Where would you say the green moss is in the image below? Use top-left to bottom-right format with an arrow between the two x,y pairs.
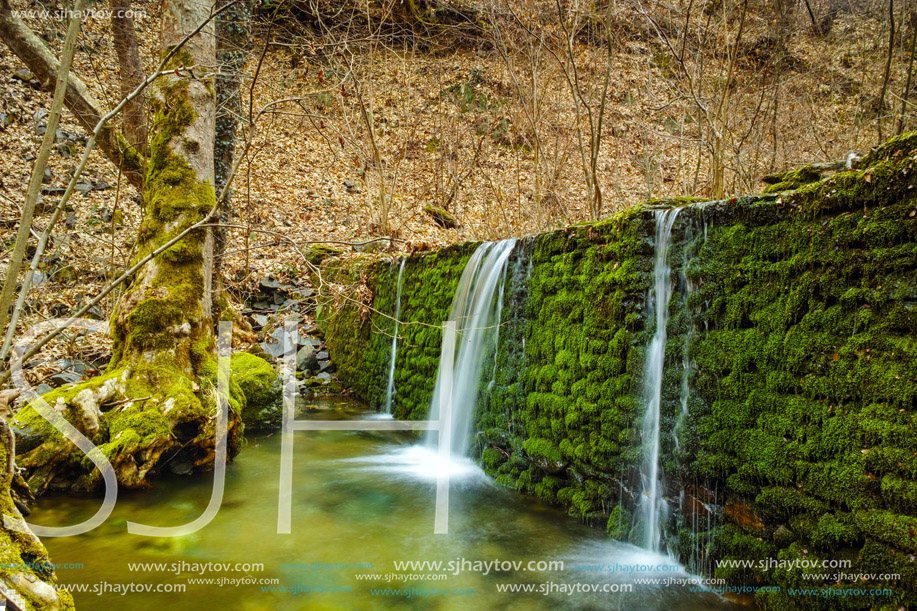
522,437 -> 562,463
320,132 -> 917,609
606,504 -> 631,540
1,437 -> 76,610
761,164 -> 822,194
231,352 -> 281,430
423,204 -> 459,229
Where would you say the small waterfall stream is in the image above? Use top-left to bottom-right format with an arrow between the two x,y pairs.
638,208 -> 681,553
383,259 -> 406,414
424,239 -> 516,458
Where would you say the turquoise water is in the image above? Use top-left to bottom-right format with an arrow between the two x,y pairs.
28,398 -> 744,610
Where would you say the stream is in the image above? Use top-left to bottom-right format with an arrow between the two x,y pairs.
28,397 -> 744,610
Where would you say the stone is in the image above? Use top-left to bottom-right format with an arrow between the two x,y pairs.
260,277 -> 282,290
13,67 -> 35,82
49,371 -> 81,387
169,461 -> 193,476
260,340 -> 283,358
231,352 -> 282,431
65,212 -> 77,229
316,372 -> 332,381
74,181 -> 92,193
353,238 -> 390,253
296,344 -> 317,371
13,422 -> 44,454
251,314 -> 269,328
423,203 -> 459,229
315,351 -> 329,361
35,383 -> 53,395
318,360 -> 336,373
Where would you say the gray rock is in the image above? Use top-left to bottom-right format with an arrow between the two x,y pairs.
13,67 -> 35,82
353,238 -> 390,253
318,360 -> 336,373
41,185 -> 65,196
316,372 -> 332,381
308,338 -> 322,348
251,314 -> 269,328
296,344 -> 316,371
74,181 -> 92,193
13,423 -> 44,454
316,351 -> 329,361
0,112 -> 14,127
273,292 -> 286,305
59,359 -> 90,375
36,383 -> 53,395
252,301 -> 270,310
260,340 -> 283,358
65,213 -> 77,229
260,277 -> 282,290
169,461 -> 193,476
49,371 -> 81,387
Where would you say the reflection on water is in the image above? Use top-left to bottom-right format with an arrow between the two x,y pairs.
29,398 -> 743,610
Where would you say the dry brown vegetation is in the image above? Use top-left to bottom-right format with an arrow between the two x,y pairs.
0,0 -> 914,350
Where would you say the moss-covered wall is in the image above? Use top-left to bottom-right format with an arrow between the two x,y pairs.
319,133 -> 917,611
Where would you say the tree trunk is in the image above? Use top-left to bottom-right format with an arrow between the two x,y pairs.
12,0 -> 244,495
213,0 -> 251,289
1,395 -> 75,610
110,0 -> 149,156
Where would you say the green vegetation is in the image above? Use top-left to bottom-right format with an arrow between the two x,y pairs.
321,132 -> 917,610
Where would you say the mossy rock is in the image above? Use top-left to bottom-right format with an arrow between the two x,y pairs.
231,352 -> 282,431
761,164 -> 822,193
423,203 -> 459,229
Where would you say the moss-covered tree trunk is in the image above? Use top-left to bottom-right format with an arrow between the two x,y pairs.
13,0 -> 245,494
1,417 -> 75,610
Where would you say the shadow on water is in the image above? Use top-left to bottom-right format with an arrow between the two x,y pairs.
28,397 -> 745,610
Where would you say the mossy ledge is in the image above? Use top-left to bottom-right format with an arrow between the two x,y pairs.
320,132 -> 917,610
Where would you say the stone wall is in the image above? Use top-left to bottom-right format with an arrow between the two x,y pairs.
319,133 -> 917,610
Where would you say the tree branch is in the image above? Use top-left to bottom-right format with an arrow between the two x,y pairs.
0,0 -> 146,187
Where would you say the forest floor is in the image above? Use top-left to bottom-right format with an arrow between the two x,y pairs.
0,0 -> 906,383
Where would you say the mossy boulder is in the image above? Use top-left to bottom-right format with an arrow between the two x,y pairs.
761,164 -> 822,193
423,203 -> 459,229
230,352 -> 282,431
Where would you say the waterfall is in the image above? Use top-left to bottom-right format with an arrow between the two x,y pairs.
638,208 -> 681,553
383,259 -> 406,414
424,239 -> 516,458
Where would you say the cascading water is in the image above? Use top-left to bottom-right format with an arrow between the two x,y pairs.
424,239 -> 516,458
382,259 -> 406,414
638,208 -> 681,553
